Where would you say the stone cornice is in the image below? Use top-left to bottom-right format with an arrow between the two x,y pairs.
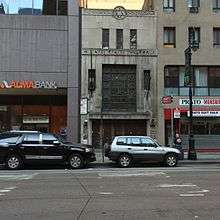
82,8 -> 155,17
82,48 -> 158,57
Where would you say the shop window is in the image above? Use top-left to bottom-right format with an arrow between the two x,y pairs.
130,29 -> 137,50
164,27 -> 176,48
163,0 -> 175,12
116,29 -> 123,49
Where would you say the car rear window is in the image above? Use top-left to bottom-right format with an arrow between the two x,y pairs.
0,133 -> 21,144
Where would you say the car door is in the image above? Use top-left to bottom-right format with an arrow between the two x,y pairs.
140,138 -> 164,162
128,137 -> 146,161
41,133 -> 65,163
18,133 -> 43,161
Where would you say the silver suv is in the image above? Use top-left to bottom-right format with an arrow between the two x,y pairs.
105,136 -> 181,167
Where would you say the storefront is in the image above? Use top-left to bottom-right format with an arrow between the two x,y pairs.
164,98 -> 220,152
0,80 -> 67,136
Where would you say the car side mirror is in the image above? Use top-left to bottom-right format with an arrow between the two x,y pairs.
53,140 -> 61,146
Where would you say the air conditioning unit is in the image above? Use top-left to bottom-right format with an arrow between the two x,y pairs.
189,7 -> 199,13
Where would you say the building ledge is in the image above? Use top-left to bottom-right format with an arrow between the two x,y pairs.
88,112 -> 152,120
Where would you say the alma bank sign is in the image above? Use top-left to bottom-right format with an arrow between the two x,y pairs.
0,80 -> 57,89
180,98 -> 220,106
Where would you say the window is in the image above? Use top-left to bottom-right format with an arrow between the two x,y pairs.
116,29 -> 123,49
189,27 -> 200,48
164,27 -> 175,48
0,133 -> 21,144
141,138 -> 155,147
102,29 -> 109,49
163,0 -> 175,12
194,67 -> 208,95
23,134 -> 40,144
116,137 -> 127,145
188,0 -> 200,7
42,134 -> 57,144
213,0 -> 220,11
213,28 -> 220,47
127,137 -> 141,146
130,29 -> 137,49
209,67 -> 220,95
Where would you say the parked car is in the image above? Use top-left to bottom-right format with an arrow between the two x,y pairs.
0,131 -> 96,170
105,136 -> 181,167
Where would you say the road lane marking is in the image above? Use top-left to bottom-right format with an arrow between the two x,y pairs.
99,192 -> 113,195
0,190 -> 11,193
99,171 -> 165,177
187,190 -> 209,193
179,194 -> 204,197
158,184 -> 197,188
0,174 -> 37,181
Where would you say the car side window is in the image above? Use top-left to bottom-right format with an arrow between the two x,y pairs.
23,134 -> 40,144
131,137 -> 141,146
141,138 -> 156,147
42,134 -> 57,144
116,137 -> 127,145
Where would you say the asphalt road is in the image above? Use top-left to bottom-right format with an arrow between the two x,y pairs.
0,163 -> 220,220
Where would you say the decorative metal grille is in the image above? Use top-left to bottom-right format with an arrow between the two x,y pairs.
102,65 -> 136,111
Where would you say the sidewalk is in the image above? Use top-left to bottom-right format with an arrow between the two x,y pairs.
95,150 -> 220,164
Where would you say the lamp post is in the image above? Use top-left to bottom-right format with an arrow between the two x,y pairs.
184,32 -> 199,160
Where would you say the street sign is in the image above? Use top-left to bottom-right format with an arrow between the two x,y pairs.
174,108 -> 181,118
161,96 -> 173,104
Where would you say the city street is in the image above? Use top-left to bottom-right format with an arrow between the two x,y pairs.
0,163 -> 220,220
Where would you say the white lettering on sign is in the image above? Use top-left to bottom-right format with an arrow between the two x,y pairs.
187,111 -> 220,117
180,99 -> 220,106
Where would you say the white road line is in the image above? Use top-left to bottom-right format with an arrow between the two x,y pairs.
0,190 -> 11,193
157,184 -> 197,188
188,190 -> 209,193
99,192 -> 113,195
179,194 -> 204,197
0,174 -> 37,181
99,171 -> 165,177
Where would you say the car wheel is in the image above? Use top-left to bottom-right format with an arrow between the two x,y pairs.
118,154 -> 132,168
165,154 -> 178,167
68,154 -> 84,169
6,154 -> 23,170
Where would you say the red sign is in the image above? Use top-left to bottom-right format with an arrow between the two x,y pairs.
161,96 -> 173,104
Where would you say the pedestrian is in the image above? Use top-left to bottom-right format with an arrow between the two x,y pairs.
173,133 -> 184,160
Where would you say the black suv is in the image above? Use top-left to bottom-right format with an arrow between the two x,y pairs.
0,131 -> 96,170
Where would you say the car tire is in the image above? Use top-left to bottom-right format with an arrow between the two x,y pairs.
68,154 -> 84,169
6,154 -> 23,170
165,153 -> 178,167
118,154 -> 132,168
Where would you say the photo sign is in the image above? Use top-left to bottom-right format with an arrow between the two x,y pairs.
180,98 -> 220,106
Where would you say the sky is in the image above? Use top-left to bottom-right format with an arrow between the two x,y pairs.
0,0 -> 144,14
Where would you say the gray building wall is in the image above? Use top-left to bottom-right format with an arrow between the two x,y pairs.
0,0 -> 80,142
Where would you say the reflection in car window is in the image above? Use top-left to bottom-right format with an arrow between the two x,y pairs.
131,138 -> 141,145
116,137 -> 127,145
141,138 -> 155,145
42,134 -> 57,144
23,134 -> 40,144
0,133 -> 21,144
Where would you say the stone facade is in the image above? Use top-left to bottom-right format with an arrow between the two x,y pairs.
143,0 -> 220,148
81,8 -> 158,146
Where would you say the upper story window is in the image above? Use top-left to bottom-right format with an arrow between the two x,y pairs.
102,29 -> 110,49
163,0 -> 175,12
130,29 -> 137,50
213,0 -> 220,11
116,29 -> 123,49
188,0 -> 200,13
0,0 -> 68,15
164,27 -> 176,48
213,28 -> 220,48
189,27 -> 200,48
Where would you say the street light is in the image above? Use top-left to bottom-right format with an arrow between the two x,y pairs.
184,31 -> 199,160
